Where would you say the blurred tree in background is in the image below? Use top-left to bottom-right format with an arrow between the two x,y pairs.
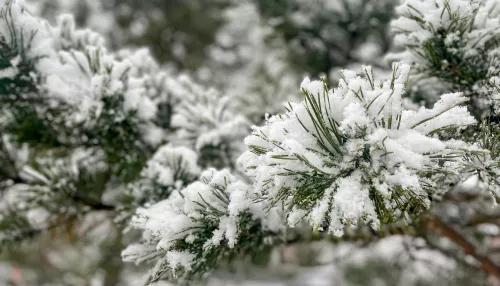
27,0 -> 230,70
256,0 -> 397,77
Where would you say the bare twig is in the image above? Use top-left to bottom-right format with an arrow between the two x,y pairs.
422,215 -> 500,280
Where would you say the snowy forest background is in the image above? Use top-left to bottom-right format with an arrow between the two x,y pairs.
0,0 -> 499,285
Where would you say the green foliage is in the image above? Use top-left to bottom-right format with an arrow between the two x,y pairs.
147,203 -> 272,284
1,0 -> 500,285
0,2 -> 39,97
147,213 -> 270,285
83,95 -> 152,181
0,0 -> 150,250
22,149 -> 111,213
198,143 -> 234,170
466,120 -> 500,199
0,209 -> 34,245
0,3 -> 64,148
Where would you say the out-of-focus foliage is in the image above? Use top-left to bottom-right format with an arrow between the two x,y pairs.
28,0 -> 230,71
256,0 -> 397,78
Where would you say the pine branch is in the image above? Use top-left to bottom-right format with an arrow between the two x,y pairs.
391,0 -> 500,119
242,64 -> 477,236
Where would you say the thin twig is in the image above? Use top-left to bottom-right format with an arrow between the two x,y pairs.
422,215 -> 500,279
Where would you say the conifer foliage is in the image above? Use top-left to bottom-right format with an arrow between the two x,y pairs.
0,0 -> 245,247
240,63 -> 480,235
390,0 -> 500,118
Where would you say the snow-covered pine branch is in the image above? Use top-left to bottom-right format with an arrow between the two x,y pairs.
0,0 -> 159,171
0,0 -> 248,245
390,0 -> 500,118
2,0 -> 500,284
168,75 -> 250,170
121,63 -> 497,283
239,63 -> 482,236
119,145 -> 201,218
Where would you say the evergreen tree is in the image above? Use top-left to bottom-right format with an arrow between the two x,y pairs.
1,0 -> 500,285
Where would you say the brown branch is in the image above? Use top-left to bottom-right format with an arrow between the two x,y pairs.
422,215 -> 500,280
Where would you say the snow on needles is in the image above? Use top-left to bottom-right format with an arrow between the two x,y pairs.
141,145 -> 201,188
170,75 -> 250,168
239,63 -> 479,236
0,0 -> 161,144
122,169 -> 282,282
123,145 -> 203,209
1,0 -> 252,154
389,0 -> 500,114
391,0 -> 474,45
